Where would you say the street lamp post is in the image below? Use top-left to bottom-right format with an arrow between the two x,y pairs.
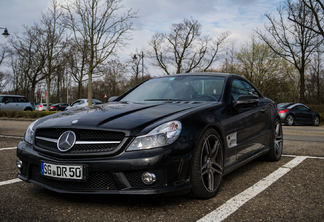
133,51 -> 144,81
0,27 -> 10,38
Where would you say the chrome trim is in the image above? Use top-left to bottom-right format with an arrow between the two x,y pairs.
36,136 -> 121,144
75,141 -> 121,144
36,136 -> 57,143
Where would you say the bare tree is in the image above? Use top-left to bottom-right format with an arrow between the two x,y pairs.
65,39 -> 89,99
9,25 -> 46,100
103,59 -> 127,98
256,0 -> 324,103
149,17 -> 230,75
0,71 -> 6,92
306,40 -> 324,103
0,44 -> 12,92
235,35 -> 299,102
38,0 -> 67,110
63,0 -> 137,106
128,49 -> 148,85
288,0 -> 324,38
0,44 -> 12,67
222,41 -> 237,73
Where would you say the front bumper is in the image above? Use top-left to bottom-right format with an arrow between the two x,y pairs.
16,140 -> 192,195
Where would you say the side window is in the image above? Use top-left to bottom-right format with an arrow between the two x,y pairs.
8,97 -> 17,102
19,97 -> 28,102
231,79 -> 260,101
2,97 -> 8,102
72,100 -> 80,106
297,105 -> 308,111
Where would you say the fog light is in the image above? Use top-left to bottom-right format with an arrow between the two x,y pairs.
16,159 -> 23,169
141,172 -> 156,185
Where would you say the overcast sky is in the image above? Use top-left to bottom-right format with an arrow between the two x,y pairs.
0,0 -> 284,73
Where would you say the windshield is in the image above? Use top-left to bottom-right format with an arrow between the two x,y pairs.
120,76 -> 225,103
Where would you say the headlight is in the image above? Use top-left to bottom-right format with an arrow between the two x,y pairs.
127,121 -> 182,151
24,120 -> 38,144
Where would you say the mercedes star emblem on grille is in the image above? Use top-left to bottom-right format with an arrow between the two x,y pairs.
57,131 -> 76,152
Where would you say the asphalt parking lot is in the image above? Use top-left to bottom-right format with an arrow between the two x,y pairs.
0,119 -> 323,221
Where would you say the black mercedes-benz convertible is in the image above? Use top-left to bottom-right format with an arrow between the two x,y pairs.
16,73 -> 283,199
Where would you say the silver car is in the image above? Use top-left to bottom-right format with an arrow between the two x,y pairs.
65,99 -> 102,111
35,103 -> 52,111
0,95 -> 34,111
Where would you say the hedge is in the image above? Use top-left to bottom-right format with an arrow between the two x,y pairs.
0,110 -> 58,119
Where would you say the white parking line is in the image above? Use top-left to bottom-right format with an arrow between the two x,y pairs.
0,178 -> 21,186
0,135 -> 22,139
0,147 -> 17,151
197,156 -> 308,222
283,154 -> 324,160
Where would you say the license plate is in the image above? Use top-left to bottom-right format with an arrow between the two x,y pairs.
41,162 -> 85,180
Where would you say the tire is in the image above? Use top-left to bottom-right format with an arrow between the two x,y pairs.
190,128 -> 223,199
23,107 -> 32,111
284,114 -> 294,126
265,118 -> 283,161
313,116 -> 320,126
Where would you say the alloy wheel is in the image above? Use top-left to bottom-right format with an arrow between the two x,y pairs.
200,134 -> 223,192
286,115 -> 294,126
274,121 -> 283,157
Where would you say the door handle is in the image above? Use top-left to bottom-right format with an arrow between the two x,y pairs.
261,108 -> 266,113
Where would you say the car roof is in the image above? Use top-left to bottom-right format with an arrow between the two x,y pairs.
157,72 -> 233,78
277,102 -> 295,107
278,102 -> 309,109
77,99 -> 101,101
287,103 -> 308,109
52,103 -> 68,105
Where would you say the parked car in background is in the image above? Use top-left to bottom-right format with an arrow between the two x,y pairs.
17,73 -> 283,199
65,99 -> 102,111
49,103 -> 69,111
35,103 -> 52,111
30,102 -> 38,110
277,103 -> 320,126
0,95 -> 34,111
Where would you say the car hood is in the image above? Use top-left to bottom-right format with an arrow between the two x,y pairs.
34,102 -> 213,136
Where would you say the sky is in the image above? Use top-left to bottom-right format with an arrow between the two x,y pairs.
0,0 -> 285,75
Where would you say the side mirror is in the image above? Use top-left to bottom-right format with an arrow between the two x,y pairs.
108,96 -> 119,102
234,95 -> 259,109
5,101 -> 9,104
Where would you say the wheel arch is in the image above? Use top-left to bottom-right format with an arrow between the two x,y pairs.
23,107 -> 33,111
188,123 -> 226,171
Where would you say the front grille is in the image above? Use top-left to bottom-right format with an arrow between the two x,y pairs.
36,129 -> 125,141
30,165 -> 117,190
34,128 -> 125,155
35,139 -> 119,154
